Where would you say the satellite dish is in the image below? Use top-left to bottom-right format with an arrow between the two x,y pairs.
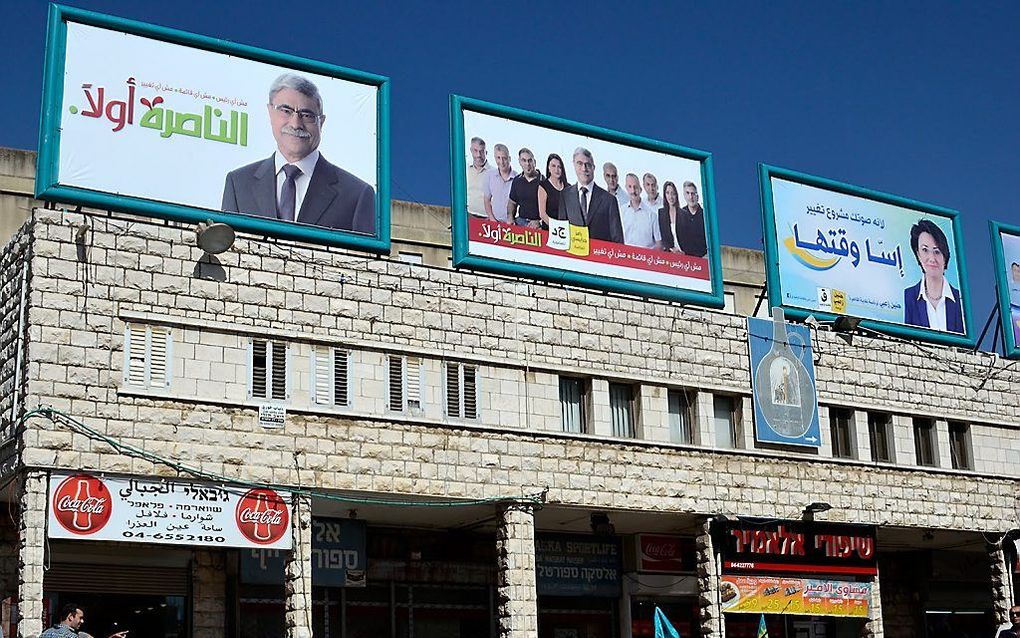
195,221 -> 235,255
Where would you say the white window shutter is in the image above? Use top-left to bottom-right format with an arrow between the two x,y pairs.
446,363 -> 461,418
406,356 -> 422,410
312,345 -> 332,405
388,355 -> 404,411
148,326 -> 169,388
125,324 -> 148,386
333,349 -> 350,407
251,339 -> 268,399
463,365 -> 477,419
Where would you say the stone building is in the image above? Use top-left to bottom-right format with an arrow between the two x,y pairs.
0,146 -> 1017,638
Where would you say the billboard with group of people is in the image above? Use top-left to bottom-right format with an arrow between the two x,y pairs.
38,6 -> 1020,353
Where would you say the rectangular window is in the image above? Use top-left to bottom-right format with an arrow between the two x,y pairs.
123,323 -> 172,389
948,421 -> 973,470
312,346 -> 350,407
250,339 -> 288,401
398,251 -> 423,265
868,412 -> 894,463
388,354 -> 422,412
723,291 -> 736,314
713,395 -> 740,449
559,377 -> 589,434
913,417 -> 937,467
668,389 -> 696,444
445,362 -> 478,420
609,383 -> 636,438
829,407 -> 855,459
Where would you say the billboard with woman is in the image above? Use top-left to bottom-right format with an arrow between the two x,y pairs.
450,96 -> 723,307
759,164 -> 973,346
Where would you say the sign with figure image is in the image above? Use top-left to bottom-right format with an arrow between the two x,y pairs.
47,472 -> 292,549
759,164 -> 973,347
36,5 -> 389,252
990,221 -> 1020,358
451,95 -> 723,307
747,310 -> 820,448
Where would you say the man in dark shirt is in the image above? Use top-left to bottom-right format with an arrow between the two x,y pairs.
997,606 -> 1020,638
677,180 -> 708,258
507,148 -> 543,228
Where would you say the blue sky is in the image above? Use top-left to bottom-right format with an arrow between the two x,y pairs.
4,0 -> 1019,349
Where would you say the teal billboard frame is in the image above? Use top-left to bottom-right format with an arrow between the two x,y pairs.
989,220 -> 1020,359
449,95 -> 724,308
758,164 -> 975,348
36,4 -> 391,253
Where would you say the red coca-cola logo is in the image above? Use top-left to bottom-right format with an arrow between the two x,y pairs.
235,488 -> 289,545
644,541 -> 680,560
52,474 -> 113,535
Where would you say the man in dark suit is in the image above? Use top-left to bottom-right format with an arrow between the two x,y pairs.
221,73 -> 375,234
559,147 -> 623,243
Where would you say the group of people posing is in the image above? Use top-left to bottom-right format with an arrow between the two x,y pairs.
466,137 -> 708,257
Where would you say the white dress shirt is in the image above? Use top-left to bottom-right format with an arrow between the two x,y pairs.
918,277 -> 955,332
620,199 -> 661,249
483,168 -> 518,223
274,150 -> 320,222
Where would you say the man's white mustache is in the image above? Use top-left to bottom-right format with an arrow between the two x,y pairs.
282,126 -> 311,139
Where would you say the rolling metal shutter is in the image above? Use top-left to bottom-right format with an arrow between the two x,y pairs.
45,563 -> 189,596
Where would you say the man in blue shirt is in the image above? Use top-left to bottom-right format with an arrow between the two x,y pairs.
40,604 -> 126,638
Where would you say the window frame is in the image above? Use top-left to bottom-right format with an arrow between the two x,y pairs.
311,345 -> 352,407
122,323 -> 172,389
559,376 -> 590,434
948,421 -> 973,470
444,361 -> 479,420
828,407 -> 856,459
712,394 -> 742,449
388,354 -> 423,413
248,337 -> 290,402
912,417 -> 938,467
608,382 -> 637,438
667,388 -> 697,445
867,412 -> 895,463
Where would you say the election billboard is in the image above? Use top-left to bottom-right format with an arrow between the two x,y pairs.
450,95 -> 723,307
37,5 -> 389,252
990,221 -> 1020,358
759,165 -> 973,346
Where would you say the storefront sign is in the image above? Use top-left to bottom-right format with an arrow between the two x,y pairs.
240,517 -> 366,586
721,575 -> 871,617
536,534 -> 621,597
636,534 -> 695,573
47,472 -> 292,550
715,520 -> 876,576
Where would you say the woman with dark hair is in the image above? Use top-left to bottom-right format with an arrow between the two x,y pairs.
537,153 -> 569,226
903,218 -> 964,333
657,181 -> 683,252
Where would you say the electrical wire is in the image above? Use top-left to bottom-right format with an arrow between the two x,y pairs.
18,407 -> 547,510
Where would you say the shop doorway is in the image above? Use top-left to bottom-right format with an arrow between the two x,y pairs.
629,597 -> 696,638
47,592 -> 187,638
538,596 -> 617,638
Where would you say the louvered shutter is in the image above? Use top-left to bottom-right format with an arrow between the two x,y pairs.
271,341 -> 287,400
388,355 -> 403,411
148,326 -> 170,387
251,339 -> 268,398
125,324 -> 147,386
463,365 -> 477,419
446,363 -> 461,418
334,349 -> 349,406
406,356 -> 422,410
313,345 -> 332,405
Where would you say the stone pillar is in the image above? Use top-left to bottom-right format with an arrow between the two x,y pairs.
191,550 -> 227,638
17,470 -> 47,638
990,540 -> 1015,628
496,503 -> 537,638
285,494 -> 313,638
862,563 -> 884,638
696,517 -> 723,638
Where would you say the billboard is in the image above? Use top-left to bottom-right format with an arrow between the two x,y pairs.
990,221 -> 1020,358
37,5 -> 389,252
759,165 -> 973,347
535,533 -> 622,597
748,311 -> 820,448
714,519 -> 877,576
450,96 -> 723,307
47,472 -> 292,550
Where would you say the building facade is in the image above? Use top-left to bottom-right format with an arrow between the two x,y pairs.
0,147 -> 1017,638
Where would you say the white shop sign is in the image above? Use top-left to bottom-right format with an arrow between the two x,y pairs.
47,472 -> 292,549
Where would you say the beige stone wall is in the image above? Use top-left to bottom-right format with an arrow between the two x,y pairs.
11,207 -> 1020,538
192,549 -> 227,638
0,148 -> 37,247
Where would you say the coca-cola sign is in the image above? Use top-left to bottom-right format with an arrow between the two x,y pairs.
637,534 -> 695,573
51,474 -> 113,535
236,488 -> 290,545
47,472 -> 292,549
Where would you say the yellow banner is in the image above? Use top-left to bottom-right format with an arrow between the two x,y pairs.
720,575 -> 870,618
